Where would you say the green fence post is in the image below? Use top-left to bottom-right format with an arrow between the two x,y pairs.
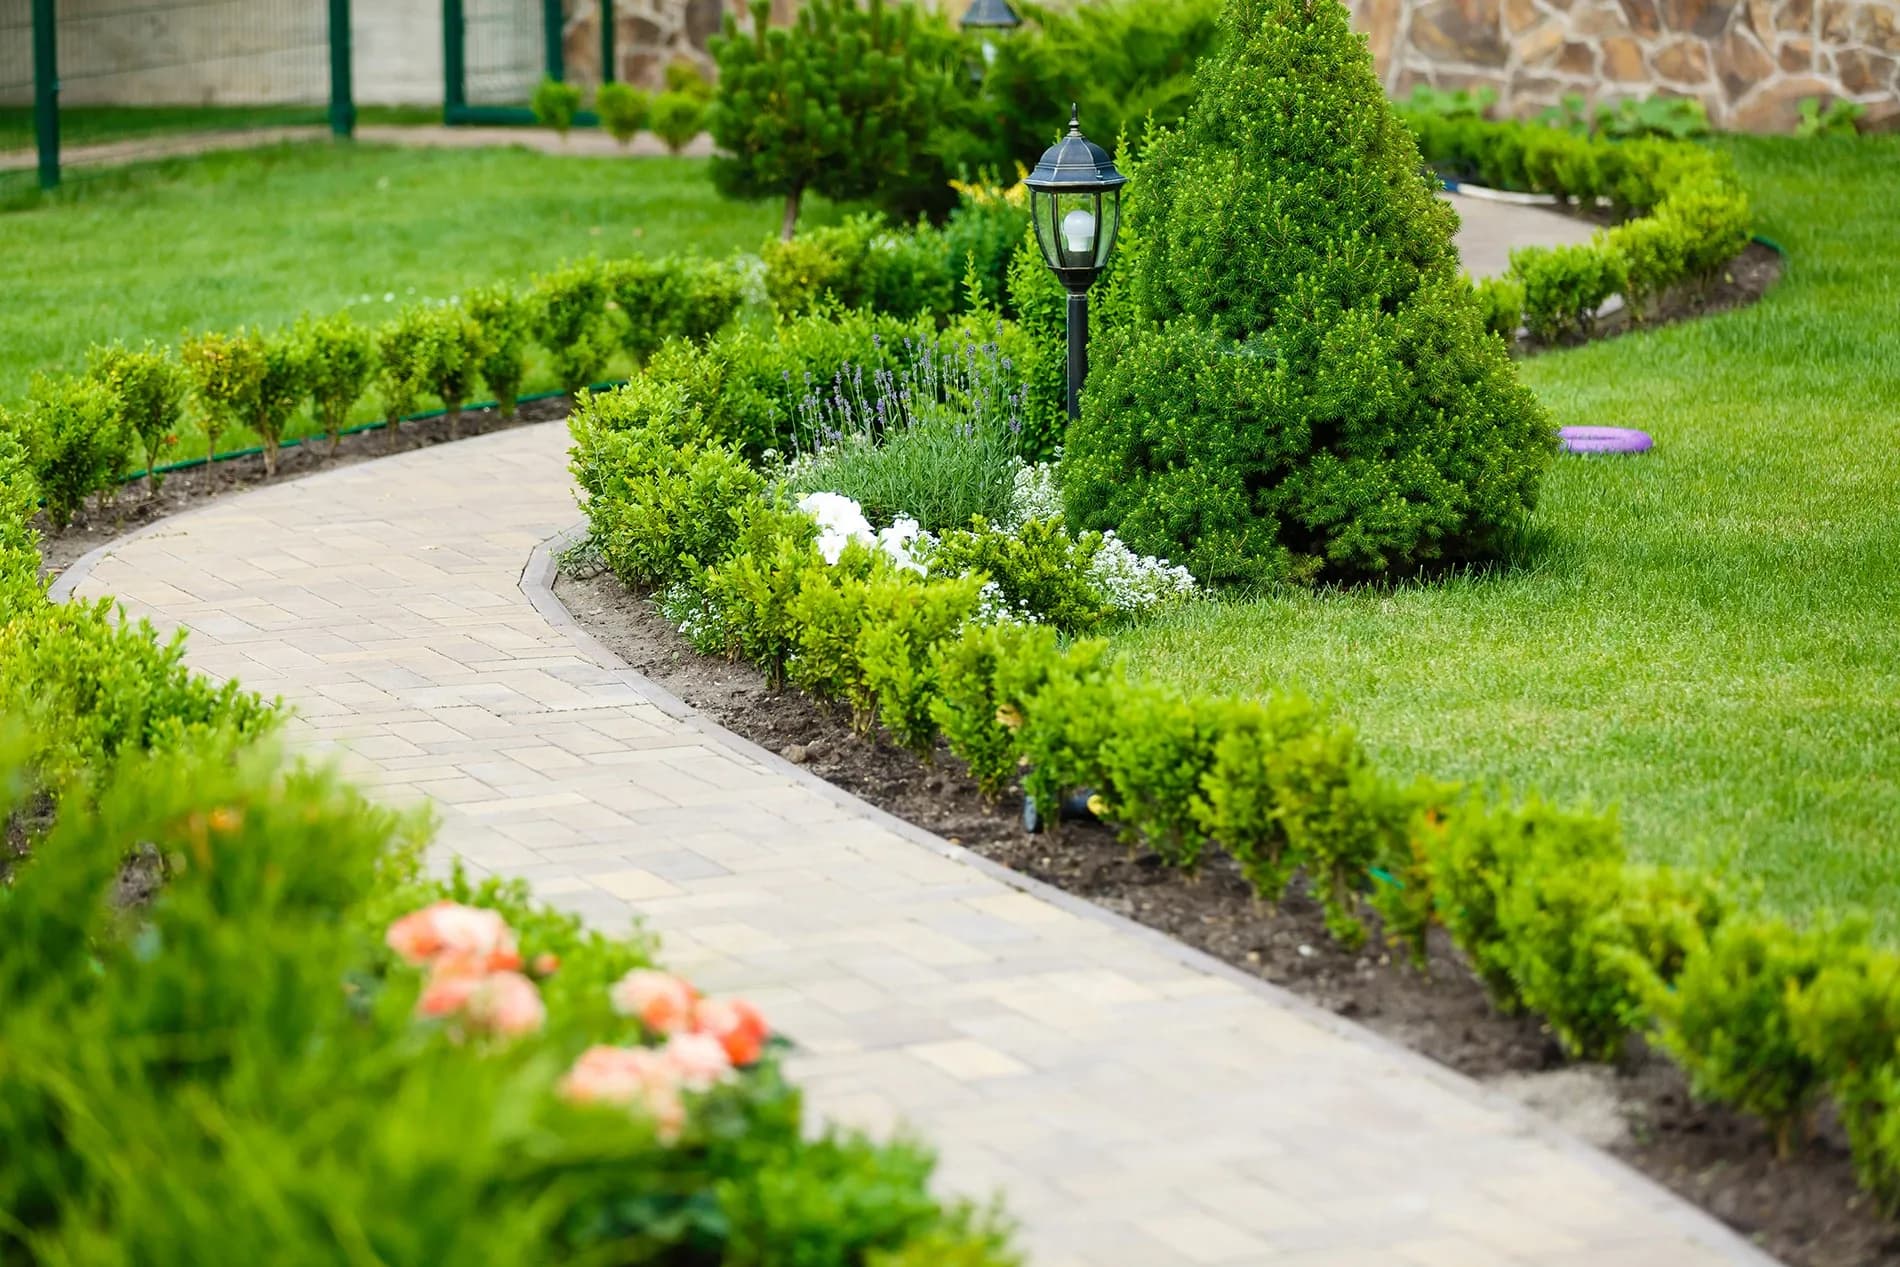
601,0 -> 615,84
544,0 -> 566,83
32,0 -> 58,190
328,0 -> 356,138
443,0 -> 466,123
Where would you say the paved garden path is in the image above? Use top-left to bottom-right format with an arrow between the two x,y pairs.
57,424 -> 1775,1267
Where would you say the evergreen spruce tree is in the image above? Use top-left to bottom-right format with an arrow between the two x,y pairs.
1061,0 -> 1553,586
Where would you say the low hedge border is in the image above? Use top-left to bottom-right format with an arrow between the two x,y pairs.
572,365 -> 1900,1213
0,415 -> 1015,1262
1397,110 -> 1756,342
2,253 -> 747,530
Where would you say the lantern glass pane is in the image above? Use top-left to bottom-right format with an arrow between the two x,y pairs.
1095,190 -> 1121,270
1031,189 -> 1062,271
1055,191 -> 1098,269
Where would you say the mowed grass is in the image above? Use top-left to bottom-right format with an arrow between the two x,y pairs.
0,141 -> 839,417
1112,135 -> 1900,927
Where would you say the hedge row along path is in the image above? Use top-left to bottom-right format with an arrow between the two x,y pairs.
54,422 -> 1775,1267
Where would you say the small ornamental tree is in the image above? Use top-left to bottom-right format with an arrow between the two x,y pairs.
708,0 -> 950,240
251,331 -> 308,477
299,313 -> 378,455
532,263 -> 612,395
86,342 -> 187,494
595,82 -> 651,146
181,328 -> 268,477
375,308 -> 432,446
13,375 -> 129,528
531,77 -> 582,139
1061,0 -> 1554,587
464,284 -> 533,419
418,304 -> 485,439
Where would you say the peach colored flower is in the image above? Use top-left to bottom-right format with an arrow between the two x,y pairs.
417,970 -> 480,1018
610,970 -> 698,1034
531,952 -> 561,978
559,1045 -> 688,1143
464,971 -> 546,1037
385,901 -> 521,971
694,997 -> 769,1067
662,1032 -> 733,1092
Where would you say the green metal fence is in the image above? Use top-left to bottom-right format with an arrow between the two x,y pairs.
2,0 -> 354,197
443,0 -> 625,129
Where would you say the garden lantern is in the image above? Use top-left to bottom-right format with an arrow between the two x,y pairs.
960,0 -> 1021,71
1025,105 -> 1126,419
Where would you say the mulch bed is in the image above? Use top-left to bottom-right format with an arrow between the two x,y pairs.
35,396 -> 574,575
556,565 -> 1900,1267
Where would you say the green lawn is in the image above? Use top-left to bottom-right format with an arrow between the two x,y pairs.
0,141 -> 839,412
1113,135 -> 1900,928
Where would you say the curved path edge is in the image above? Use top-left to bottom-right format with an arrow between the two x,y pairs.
48,423 -> 1780,1267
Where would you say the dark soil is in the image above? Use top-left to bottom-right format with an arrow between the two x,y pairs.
557,566 -> 1900,1267
35,396 -> 573,575
1518,240 -> 1784,353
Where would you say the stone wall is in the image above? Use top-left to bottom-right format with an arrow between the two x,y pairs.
1350,0 -> 1900,130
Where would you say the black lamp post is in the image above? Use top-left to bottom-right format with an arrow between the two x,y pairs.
959,0 -> 1022,30
1025,106 -> 1126,420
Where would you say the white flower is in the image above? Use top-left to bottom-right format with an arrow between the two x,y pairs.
797,491 -> 875,565
877,517 -> 930,574
1088,530 -> 1198,615
1006,460 -> 1064,529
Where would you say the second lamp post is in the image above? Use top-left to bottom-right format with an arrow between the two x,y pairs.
1024,105 -> 1126,420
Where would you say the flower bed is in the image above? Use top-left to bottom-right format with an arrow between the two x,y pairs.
0,424 -> 1012,1262
568,319 -> 1900,1226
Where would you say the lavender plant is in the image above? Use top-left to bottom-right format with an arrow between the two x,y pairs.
776,335 -> 1027,533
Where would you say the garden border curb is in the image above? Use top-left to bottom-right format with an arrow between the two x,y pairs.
519,522 -> 1787,1267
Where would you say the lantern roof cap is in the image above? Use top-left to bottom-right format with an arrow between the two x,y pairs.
960,0 -> 1022,28
1025,106 -> 1126,192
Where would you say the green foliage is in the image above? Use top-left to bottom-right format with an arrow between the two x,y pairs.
708,0 -> 952,238
1067,0 -> 1552,587
85,342 -> 187,490
0,429 -> 40,593
603,256 -> 744,365
415,303 -> 486,437
252,329 -> 310,475
1649,915 -> 1863,1157
857,570 -> 984,753
180,327 -> 267,467
464,283 -> 534,419
594,81 -> 652,146
531,77 -> 583,137
700,503 -> 826,684
9,374 -> 131,528
1470,274 -> 1525,341
297,313 -> 378,453
651,91 -> 707,156
929,516 -> 1113,634
928,622 -> 1063,800
532,261 -> 613,395
1403,83 -> 1498,121
782,409 -> 1020,534
570,380 -> 763,592
1513,240 -> 1627,343
1796,96 -> 1865,138
374,306 -> 433,436
665,59 -> 715,101
762,214 -> 957,320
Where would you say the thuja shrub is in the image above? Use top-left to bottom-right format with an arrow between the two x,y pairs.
298,313 -> 378,454
181,327 -> 268,470
1063,0 -> 1552,587
7,375 -> 131,528
86,342 -> 188,492
465,283 -> 535,419
595,81 -> 652,146
534,262 -> 614,395
418,303 -> 486,438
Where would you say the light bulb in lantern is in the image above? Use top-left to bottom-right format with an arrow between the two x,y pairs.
1061,208 -> 1096,256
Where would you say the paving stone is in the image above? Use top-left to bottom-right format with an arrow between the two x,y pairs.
58,422 -> 1782,1267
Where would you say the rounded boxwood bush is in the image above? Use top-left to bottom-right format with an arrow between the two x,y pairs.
1062,0 -> 1553,586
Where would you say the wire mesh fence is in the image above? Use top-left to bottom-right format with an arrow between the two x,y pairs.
462,0 -> 546,108
1,0 -> 343,203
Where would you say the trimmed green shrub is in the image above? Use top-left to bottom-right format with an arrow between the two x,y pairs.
533,261 -> 614,395
1513,240 -> 1627,343
86,342 -> 187,492
181,327 -> 267,470
665,59 -> 716,101
465,283 -> 535,419
1064,0 -> 1553,587
1649,916 -> 1865,1158
531,76 -> 583,137
594,81 -> 652,145
929,516 -> 1114,635
929,622 -> 1060,801
858,570 -> 985,754
375,307 -> 433,443
10,375 -> 131,528
0,429 -> 39,594
650,91 -> 706,156
1471,274 -> 1525,341
603,256 -> 744,365
298,313 -> 378,454
417,303 -> 486,438
700,503 -> 827,685
250,329 -> 310,477
709,0 -> 951,239
763,214 -> 958,320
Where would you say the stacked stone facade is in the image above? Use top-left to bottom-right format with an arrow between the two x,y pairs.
1351,0 -> 1900,129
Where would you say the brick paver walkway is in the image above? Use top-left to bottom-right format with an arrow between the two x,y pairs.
56,423 -> 1778,1267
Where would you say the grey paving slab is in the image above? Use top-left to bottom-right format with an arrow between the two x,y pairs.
55,422 -> 1781,1267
